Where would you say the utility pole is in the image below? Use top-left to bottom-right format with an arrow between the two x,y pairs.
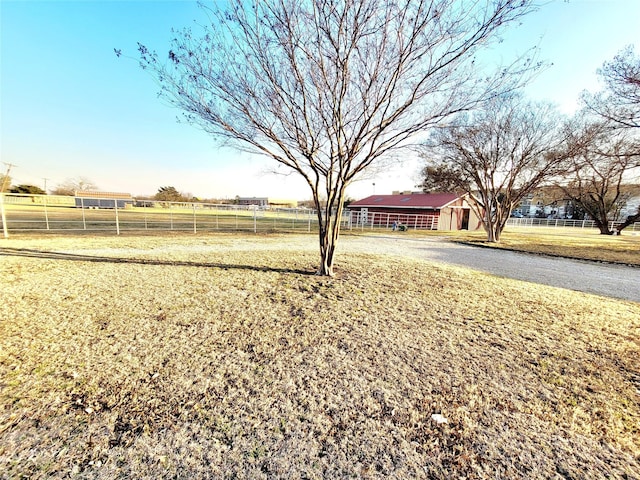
1,162 -> 16,192
43,177 -> 49,193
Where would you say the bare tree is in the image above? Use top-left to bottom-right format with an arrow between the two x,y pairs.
422,94 -> 564,242
52,177 -> 98,196
582,46 -> 640,129
137,0 -> 541,275
418,164 -> 470,194
557,122 -> 640,235
579,46 -> 640,232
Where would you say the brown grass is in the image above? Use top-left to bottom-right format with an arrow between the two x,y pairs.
445,228 -> 640,266
1,234 -> 639,479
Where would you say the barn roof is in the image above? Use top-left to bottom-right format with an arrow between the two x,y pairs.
75,190 -> 132,199
349,193 -> 461,209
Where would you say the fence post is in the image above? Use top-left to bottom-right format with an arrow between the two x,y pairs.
0,194 -> 8,239
193,203 -> 197,234
253,206 -> 257,233
43,195 -> 50,230
114,200 -> 120,235
81,198 -> 87,230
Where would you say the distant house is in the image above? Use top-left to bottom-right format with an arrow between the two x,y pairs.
620,196 -> 640,220
75,190 -> 133,209
237,197 -> 269,207
347,192 -> 482,231
237,197 -> 298,208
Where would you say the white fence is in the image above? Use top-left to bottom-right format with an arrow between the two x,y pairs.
506,217 -> 640,232
4,193 -> 638,237
0,193 -> 445,237
0,193 -> 326,238
346,210 -> 439,231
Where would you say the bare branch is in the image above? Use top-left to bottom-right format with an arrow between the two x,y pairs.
137,0 -> 541,274
556,120 -> 640,234
581,45 -> 640,129
421,94 -> 565,242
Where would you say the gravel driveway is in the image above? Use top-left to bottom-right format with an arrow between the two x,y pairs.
338,234 -> 640,303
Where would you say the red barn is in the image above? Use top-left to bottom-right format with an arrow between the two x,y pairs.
347,192 -> 482,231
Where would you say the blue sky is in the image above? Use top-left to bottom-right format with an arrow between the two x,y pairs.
2,0 -> 640,200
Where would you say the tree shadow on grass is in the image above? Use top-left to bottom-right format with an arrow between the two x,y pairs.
0,247 -> 314,276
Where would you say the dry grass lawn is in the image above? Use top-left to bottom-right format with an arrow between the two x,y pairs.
448,228 -> 640,266
1,234 -> 639,479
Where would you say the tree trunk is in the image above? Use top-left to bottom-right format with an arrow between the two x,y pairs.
483,209 -> 503,243
486,224 -> 501,243
615,207 -> 640,234
318,226 -> 337,276
593,218 -> 614,235
485,225 -> 496,242
314,188 -> 346,277
598,226 -> 614,235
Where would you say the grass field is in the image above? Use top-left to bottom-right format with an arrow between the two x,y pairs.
0,203 -> 318,235
1,234 -> 639,479
446,227 -> 640,266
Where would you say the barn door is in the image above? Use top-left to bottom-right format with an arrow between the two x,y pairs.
461,209 -> 470,230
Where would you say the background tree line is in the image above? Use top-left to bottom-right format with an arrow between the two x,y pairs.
419,46 -> 640,239
1,177 -> 204,204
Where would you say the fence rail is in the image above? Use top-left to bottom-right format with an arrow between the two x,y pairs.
0,193 -> 324,238
3,193 -> 639,237
0,193 -> 446,237
506,217 -> 640,232
346,210 -> 439,231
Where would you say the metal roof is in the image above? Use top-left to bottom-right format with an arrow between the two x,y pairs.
349,193 -> 460,209
74,190 -> 133,199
